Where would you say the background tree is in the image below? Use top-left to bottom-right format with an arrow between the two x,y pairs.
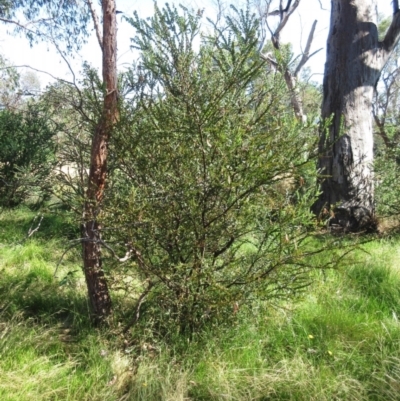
314,0 -> 400,231
0,64 -> 41,110
0,0 -> 113,323
0,104 -> 57,207
0,54 -> 20,109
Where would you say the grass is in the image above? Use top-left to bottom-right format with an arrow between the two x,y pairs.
1,208 -> 400,400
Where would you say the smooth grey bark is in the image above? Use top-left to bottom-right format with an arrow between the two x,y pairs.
314,0 -> 400,231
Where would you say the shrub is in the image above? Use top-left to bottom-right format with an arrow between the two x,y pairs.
102,4 -> 329,334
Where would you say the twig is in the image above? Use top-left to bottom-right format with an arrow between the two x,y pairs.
27,214 -> 43,238
18,214 -> 43,244
317,0 -> 327,10
0,17 -> 41,37
0,65 -> 75,86
99,240 -> 134,262
51,38 -> 78,88
294,20 -> 319,77
54,239 -> 82,278
123,280 -> 154,333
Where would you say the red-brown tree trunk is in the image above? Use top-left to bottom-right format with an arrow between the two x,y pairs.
82,0 -> 118,323
314,0 -> 400,231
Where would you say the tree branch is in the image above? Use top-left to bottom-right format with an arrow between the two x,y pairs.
0,65 -> 75,86
86,0 -> 103,51
0,16 -> 40,36
261,0 -> 308,121
273,0 -> 301,45
381,10 -> 400,58
294,20 -> 319,76
260,52 -> 279,68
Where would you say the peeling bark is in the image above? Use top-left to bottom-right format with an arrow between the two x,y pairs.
314,0 -> 400,231
82,0 -> 118,323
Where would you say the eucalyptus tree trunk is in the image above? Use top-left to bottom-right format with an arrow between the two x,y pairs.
82,0 -> 118,323
314,0 -> 400,231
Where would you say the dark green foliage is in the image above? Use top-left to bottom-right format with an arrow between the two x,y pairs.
0,105 -> 57,206
102,4 -> 328,334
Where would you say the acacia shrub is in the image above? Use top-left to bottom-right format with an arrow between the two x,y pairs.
106,4 -> 324,334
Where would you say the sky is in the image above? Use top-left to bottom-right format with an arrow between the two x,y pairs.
0,0 -> 394,90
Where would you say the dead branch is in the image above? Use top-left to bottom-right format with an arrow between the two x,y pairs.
261,0 -> 322,122
294,20 -> 320,76
99,240 -> 133,262
260,52 -> 278,68
270,0 -> 301,47
123,280 -> 154,333
16,214 -> 44,245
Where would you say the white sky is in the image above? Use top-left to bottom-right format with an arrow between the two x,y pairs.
0,0 -> 394,89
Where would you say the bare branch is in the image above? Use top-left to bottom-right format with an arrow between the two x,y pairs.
27,215 -> 44,238
123,280 -> 154,333
317,0 -> 327,10
1,65 -> 75,86
15,214 -> 43,244
260,52 -> 279,68
274,0 -> 301,45
263,2 -> 276,40
294,20 -> 319,77
261,0 -> 306,121
100,239 -> 134,262
50,38 -> 78,86
307,48 -> 323,60
87,0 -> 103,51
0,16 -> 46,36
